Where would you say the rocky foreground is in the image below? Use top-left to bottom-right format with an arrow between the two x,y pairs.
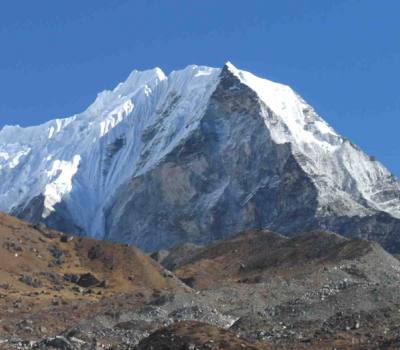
2,213 -> 400,349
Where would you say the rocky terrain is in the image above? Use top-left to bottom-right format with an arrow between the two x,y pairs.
134,321 -> 267,350
157,230 -> 400,349
0,212 -> 185,349
2,213 -> 400,349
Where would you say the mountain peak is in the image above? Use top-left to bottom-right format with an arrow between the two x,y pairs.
122,66 -> 167,90
1,63 -> 400,252
223,61 -> 239,72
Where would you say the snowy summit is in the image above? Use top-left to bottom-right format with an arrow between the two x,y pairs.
0,63 -> 399,251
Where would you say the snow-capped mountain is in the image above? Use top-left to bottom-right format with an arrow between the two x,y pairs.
1,62 -> 400,251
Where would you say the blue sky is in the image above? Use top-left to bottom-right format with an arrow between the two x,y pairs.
0,0 -> 399,175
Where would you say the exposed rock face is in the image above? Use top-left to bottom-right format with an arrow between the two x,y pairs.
0,63 -> 399,251
103,65 -> 318,250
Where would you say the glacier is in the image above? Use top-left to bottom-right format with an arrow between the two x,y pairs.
1,62 -> 400,251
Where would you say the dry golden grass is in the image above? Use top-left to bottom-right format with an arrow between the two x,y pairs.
0,212 -> 184,338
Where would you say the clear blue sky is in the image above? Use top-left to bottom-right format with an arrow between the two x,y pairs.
0,0 -> 399,175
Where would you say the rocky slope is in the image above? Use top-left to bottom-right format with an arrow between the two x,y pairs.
168,230 -> 400,349
134,321 -> 267,350
0,63 -> 399,252
172,229 -> 386,287
2,214 -> 400,349
0,212 -> 185,348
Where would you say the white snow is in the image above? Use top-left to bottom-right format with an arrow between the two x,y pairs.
0,64 -> 221,235
225,62 -> 339,151
43,155 -> 81,217
225,62 -> 400,217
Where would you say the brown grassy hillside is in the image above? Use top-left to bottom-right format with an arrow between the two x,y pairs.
0,212 -> 184,341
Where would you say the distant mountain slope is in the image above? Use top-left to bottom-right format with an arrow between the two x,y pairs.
0,63 -> 399,251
